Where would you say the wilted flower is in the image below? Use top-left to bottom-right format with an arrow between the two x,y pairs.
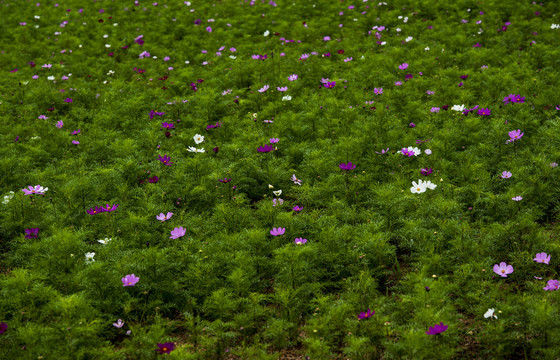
358,308 -> 374,320
156,212 -> 173,222
270,227 -> 285,236
122,274 -> 140,286
484,308 -> 497,319
493,262 -> 514,277
113,319 -> 124,328
425,322 -> 448,335
170,227 -> 186,239
534,252 -> 550,264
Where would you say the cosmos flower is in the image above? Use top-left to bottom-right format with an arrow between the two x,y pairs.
484,309 -> 497,319
288,74 -> 298,81
87,206 -> 104,215
374,87 -> 383,95
339,162 -> 356,171
156,212 -> 173,222
277,86 -> 288,92
113,319 -> 124,328
258,144 -> 274,153
358,308 -> 374,320
534,252 -> 550,264
398,63 -> 408,70
170,227 -> 186,239
272,198 -> 284,207
122,274 -> 140,287
101,204 -> 119,212
425,322 -> 448,335
501,171 -> 512,179
25,228 -> 39,239
258,85 -> 269,93
193,134 -> 205,144
493,262 -> 514,277
512,196 -> 523,201
291,174 -> 302,185
294,238 -> 307,245
375,148 -> 389,154
292,205 -> 303,212
507,129 -> 524,142
543,280 -> 560,291
156,343 -> 175,354
22,185 -> 48,195
270,227 -> 285,236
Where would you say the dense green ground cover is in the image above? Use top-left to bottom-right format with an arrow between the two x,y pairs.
1,0 -> 560,358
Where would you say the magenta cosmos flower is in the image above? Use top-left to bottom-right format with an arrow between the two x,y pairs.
534,252 -> 550,264
170,227 -> 186,239
508,129 -> 524,142
25,228 -> 39,239
87,206 -> 104,215
294,237 -> 307,245
426,322 -> 448,335
358,308 -> 374,320
292,205 -> 303,212
0,322 -> 7,335
543,280 -> 560,291
158,154 -> 173,166
22,185 -> 48,195
270,227 -> 285,236
398,63 -> 408,70
122,274 -> 140,287
101,204 -> 119,212
493,262 -> 514,277
156,212 -> 173,222
156,342 -> 175,354
374,87 -> 383,95
339,162 -> 356,171
258,144 -> 274,153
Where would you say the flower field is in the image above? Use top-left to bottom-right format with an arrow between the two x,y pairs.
1,0 -> 560,358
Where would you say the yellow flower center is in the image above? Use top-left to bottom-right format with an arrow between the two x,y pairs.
417,188 -> 421,191
501,270 -> 505,273
162,347 -> 168,352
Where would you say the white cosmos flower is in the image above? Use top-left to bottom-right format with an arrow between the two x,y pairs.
187,146 -> 197,152
282,95 -> 292,101
423,180 -> 437,190
85,252 -> 95,263
264,30 -> 270,36
195,148 -> 205,153
410,181 -> 427,194
98,238 -> 112,245
484,308 -> 497,319
273,190 -> 282,196
193,134 -> 204,144
452,104 -> 466,112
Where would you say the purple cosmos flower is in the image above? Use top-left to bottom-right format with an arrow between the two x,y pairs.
405,74 -> 413,80
409,123 -> 416,128
426,322 -> 448,335
460,75 -> 469,80
113,319 -> 124,328
156,212 -> 173,222
277,86 -> 288,92
148,175 -> 159,183
292,205 -> 303,212
512,196 -> 523,201
270,227 -> 286,236
339,162 -> 356,171
374,87 -> 383,95
399,63 -> 408,70
161,122 -> 174,129
71,129 -> 81,135
56,120 -> 64,128
218,178 -> 232,183
258,144 -> 274,153
288,74 -> 298,81
534,252 -> 550,264
324,81 -> 336,89
508,129 -> 524,142
358,308 -> 374,320
375,148 -> 390,155
72,140 -> 80,145
258,85 -> 269,93
272,198 -> 284,207
477,108 -> 491,116
294,238 -> 307,245
206,122 -> 222,130
206,26 -> 212,33
421,168 -> 433,176
122,274 -> 140,287
87,206 -> 104,215
513,95 -> 525,103
426,90 -> 434,95
135,34 -> 144,45
170,227 -> 186,239
22,185 -> 48,195
544,280 -> 560,291
0,322 -> 7,335
551,162 -> 558,168
25,228 -> 39,239
102,204 -> 119,212
493,262 -> 514,277
501,171 -> 512,179
156,343 -> 175,354
213,147 -> 220,153
64,98 -> 73,103
269,138 -> 279,144
158,154 -> 173,166
291,174 -> 302,185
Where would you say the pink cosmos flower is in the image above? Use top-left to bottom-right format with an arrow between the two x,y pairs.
493,262 -> 514,277
113,319 -> 124,328
258,85 -> 269,93
156,212 -> 173,222
543,280 -> 560,291
277,86 -> 288,92
534,252 -> 550,264
288,74 -> 298,81
512,196 -> 523,201
122,274 -> 140,286
374,88 -> 383,95
270,227 -> 285,236
56,120 -> 64,128
398,63 -> 408,70
294,238 -> 307,245
22,185 -> 48,195
272,198 -> 283,207
170,227 -> 186,239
